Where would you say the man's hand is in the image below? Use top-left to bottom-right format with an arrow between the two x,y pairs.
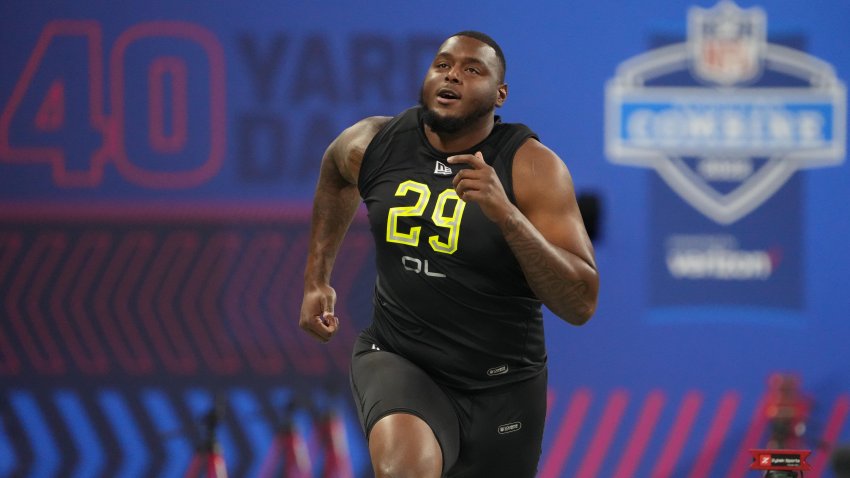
448,151 -> 514,224
299,284 -> 340,343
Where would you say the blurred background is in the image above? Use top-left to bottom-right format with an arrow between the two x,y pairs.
1,0 -> 849,476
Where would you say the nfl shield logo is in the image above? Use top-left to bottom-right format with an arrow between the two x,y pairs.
689,0 -> 766,85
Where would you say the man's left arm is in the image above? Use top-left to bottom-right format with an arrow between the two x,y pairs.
448,141 -> 599,325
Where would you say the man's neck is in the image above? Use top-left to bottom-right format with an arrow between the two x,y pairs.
423,115 -> 495,153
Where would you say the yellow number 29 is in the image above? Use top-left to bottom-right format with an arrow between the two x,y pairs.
386,180 -> 466,254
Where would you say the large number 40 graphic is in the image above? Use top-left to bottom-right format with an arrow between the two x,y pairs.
0,20 -> 226,188
386,180 -> 466,254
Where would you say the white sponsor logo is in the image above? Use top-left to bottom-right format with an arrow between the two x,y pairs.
665,234 -> 778,280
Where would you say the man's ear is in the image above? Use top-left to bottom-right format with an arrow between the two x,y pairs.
496,83 -> 508,108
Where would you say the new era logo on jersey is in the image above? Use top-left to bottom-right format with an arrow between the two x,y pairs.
434,161 -> 453,176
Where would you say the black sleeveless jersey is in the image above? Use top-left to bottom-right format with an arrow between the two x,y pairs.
358,106 -> 546,390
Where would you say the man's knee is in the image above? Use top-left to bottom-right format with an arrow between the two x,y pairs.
372,453 -> 441,478
369,413 -> 443,478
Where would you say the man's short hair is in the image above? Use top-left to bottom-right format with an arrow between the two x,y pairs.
451,30 -> 506,82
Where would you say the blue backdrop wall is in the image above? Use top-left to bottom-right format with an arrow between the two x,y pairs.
1,1 -> 849,477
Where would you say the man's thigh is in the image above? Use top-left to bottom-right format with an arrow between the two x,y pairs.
349,335 -> 462,473
447,369 -> 548,478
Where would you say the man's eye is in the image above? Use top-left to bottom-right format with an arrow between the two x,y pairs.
466,67 -> 480,74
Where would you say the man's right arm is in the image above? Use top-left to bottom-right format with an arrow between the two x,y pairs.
299,116 -> 390,343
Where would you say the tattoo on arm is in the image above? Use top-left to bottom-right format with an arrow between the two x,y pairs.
501,214 -> 595,323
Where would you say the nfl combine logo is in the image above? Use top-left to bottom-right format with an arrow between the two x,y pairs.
605,0 -> 846,224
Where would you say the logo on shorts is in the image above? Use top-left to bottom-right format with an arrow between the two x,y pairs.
498,422 -> 522,434
486,364 -> 508,376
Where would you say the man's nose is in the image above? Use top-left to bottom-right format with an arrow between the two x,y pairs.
444,66 -> 461,83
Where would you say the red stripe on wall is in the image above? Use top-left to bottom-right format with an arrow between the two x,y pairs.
689,391 -> 740,478
576,389 -> 630,478
808,394 -> 850,477
612,389 -> 667,478
539,388 -> 593,478
651,391 -> 703,478
725,392 -> 769,478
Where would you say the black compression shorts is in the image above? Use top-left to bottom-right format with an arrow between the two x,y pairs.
349,333 -> 547,478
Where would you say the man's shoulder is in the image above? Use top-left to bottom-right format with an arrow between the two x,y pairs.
330,115 -> 390,162
345,115 -> 393,144
356,115 -> 395,131
349,106 -> 422,148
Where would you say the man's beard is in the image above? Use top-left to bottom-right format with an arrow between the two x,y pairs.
419,89 -> 494,134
